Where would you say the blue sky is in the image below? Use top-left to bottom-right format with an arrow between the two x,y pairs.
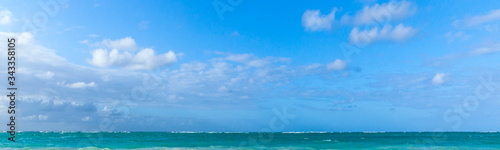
1,0 -> 500,132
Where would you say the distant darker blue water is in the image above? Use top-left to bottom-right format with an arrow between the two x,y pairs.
1,132 -> 500,149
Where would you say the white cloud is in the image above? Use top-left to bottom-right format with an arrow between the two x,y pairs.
341,0 -> 416,25
225,53 -> 290,68
304,63 -> 323,70
88,49 -> 129,67
58,81 -> 96,88
79,40 -> 89,44
428,42 -> 500,66
326,59 -> 347,71
89,37 -> 177,70
432,73 -> 447,85
88,48 -> 177,70
226,54 -> 253,62
39,115 -> 48,120
218,86 -> 228,92
469,46 -> 500,56
22,115 -> 48,121
462,9 -> 500,27
88,34 -> 99,38
445,31 -> 471,43
22,115 -> 36,120
0,9 -> 12,25
349,24 -> 418,45
461,43 -> 499,56
94,37 -> 138,51
35,71 -> 54,80
302,8 -> 337,31
485,24 -> 499,32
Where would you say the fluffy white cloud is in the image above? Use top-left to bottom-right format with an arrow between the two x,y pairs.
129,48 -> 177,70
88,37 -> 177,70
326,59 -> 347,71
432,73 -> 447,85
94,37 -> 138,51
302,8 -> 337,31
341,0 -> 416,25
462,9 -> 500,27
0,9 -> 12,25
88,48 -> 177,70
301,1 -> 418,46
88,49 -> 129,67
57,81 -> 96,88
349,24 -> 418,45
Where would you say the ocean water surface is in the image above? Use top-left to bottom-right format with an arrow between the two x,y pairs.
1,132 -> 500,149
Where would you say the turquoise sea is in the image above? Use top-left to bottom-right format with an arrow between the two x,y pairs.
1,132 -> 500,149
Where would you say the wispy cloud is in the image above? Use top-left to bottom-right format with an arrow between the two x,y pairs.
57,81 -> 96,88
341,0 -> 416,25
79,40 -> 89,44
428,42 -> 500,66
349,24 -> 418,45
22,115 -> 48,121
139,20 -> 149,30
459,9 -> 500,27
444,31 -> 471,43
